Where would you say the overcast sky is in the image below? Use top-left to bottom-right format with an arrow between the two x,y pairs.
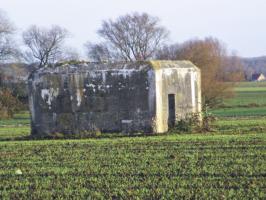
1,0 -> 266,57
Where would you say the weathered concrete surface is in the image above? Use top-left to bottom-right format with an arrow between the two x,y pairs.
150,61 -> 201,132
28,61 -> 201,136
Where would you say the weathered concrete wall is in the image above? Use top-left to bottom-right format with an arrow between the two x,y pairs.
150,61 -> 201,133
28,63 -> 156,136
28,61 -> 201,136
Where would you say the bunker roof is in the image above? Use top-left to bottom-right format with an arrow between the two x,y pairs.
31,60 -> 199,76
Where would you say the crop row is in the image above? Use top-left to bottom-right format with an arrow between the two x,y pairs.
0,133 -> 265,199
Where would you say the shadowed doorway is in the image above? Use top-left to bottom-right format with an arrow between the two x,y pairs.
168,94 -> 176,128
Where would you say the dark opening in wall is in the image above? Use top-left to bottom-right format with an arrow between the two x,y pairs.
168,94 -> 175,128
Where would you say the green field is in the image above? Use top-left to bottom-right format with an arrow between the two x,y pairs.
212,106 -> 266,117
212,82 -> 266,117
0,111 -> 30,140
0,133 -> 265,199
0,81 -> 266,199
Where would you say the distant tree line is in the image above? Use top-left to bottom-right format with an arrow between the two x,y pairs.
0,9 -> 245,118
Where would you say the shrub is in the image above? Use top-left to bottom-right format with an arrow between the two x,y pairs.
201,106 -> 217,132
79,129 -> 102,138
171,112 -> 201,133
171,109 -> 217,133
0,88 -> 23,119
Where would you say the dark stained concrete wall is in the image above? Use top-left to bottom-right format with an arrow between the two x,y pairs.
28,63 -> 156,136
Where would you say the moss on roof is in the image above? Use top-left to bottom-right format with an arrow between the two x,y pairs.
34,60 -> 199,75
149,60 -> 199,70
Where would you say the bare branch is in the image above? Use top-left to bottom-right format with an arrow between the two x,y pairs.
23,25 -> 68,67
87,12 -> 168,62
84,42 -> 113,62
156,37 -> 241,108
0,10 -> 17,62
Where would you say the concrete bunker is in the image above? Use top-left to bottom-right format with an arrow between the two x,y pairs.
28,60 -> 201,136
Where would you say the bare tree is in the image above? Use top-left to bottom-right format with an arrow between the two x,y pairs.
156,44 -> 180,60
84,42 -> 113,62
0,10 -> 17,62
23,25 -> 68,67
86,12 -> 168,62
157,37 -> 238,108
221,54 -> 245,82
58,46 -> 80,62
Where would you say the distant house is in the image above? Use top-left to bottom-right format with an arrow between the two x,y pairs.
251,73 -> 266,81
